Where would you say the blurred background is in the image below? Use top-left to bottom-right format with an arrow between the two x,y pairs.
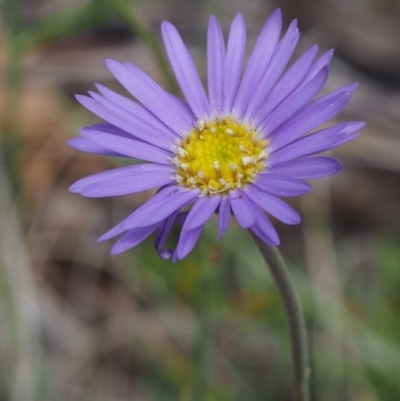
1,0 -> 400,400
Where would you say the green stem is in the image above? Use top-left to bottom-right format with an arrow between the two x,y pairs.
250,233 -> 310,401
110,0 -> 179,94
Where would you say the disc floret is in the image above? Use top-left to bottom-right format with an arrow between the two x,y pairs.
172,117 -> 268,195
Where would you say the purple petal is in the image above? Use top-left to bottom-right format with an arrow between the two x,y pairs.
234,9 -> 282,118
98,185 -> 178,241
182,196 -> 220,231
174,225 -> 203,261
268,123 -> 347,164
260,66 -> 329,134
267,90 -> 354,152
169,93 -> 194,117
250,225 -> 279,246
81,168 -> 173,198
174,211 -> 190,224
159,249 -> 174,260
343,121 -> 365,134
89,91 -> 170,142
72,122 -> 137,156
249,206 -> 280,246
155,211 -> 180,259
101,187 -> 199,241
95,84 -> 177,141
83,123 -> 138,139
298,49 -> 334,89
223,14 -> 246,114
161,22 -> 210,118
253,173 -> 311,197
255,45 -> 318,123
268,157 -> 342,179
218,196 -> 231,240
68,137 -> 125,157
321,121 -> 364,150
245,184 -> 300,224
229,190 -> 256,228
106,59 -> 193,134
299,83 -> 358,113
207,15 -> 225,113
321,133 -> 358,151
81,127 -> 172,164
111,224 -> 159,255
244,19 -> 299,121
69,163 -> 172,194
136,189 -> 200,228
305,123 -> 353,153
76,94 -> 173,150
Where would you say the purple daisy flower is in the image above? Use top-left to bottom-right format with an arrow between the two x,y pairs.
69,10 -> 364,261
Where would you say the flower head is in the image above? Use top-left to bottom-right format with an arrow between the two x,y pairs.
69,10 -> 364,261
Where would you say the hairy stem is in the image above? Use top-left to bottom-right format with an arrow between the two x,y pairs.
250,233 -> 310,401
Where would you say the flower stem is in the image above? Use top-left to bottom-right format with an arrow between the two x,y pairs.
250,233 -> 310,401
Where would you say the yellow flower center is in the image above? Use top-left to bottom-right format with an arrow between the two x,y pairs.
172,117 -> 268,195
